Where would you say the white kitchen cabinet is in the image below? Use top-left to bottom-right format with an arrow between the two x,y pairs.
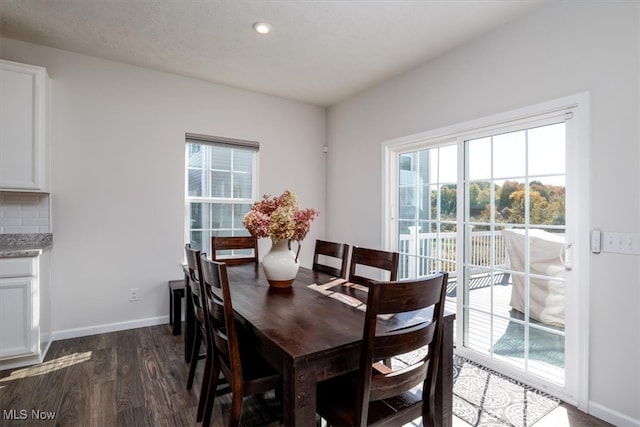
0,252 -> 51,369
0,59 -> 51,192
0,276 -> 36,358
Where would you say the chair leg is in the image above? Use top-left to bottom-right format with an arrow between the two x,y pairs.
228,392 -> 244,427
186,329 -> 201,390
202,362 -> 221,427
275,379 -> 283,405
197,351 -> 213,422
423,393 -> 436,427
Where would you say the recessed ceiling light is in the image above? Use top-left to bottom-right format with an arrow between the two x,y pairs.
253,22 -> 271,35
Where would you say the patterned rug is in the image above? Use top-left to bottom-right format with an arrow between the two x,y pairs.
453,355 -> 561,427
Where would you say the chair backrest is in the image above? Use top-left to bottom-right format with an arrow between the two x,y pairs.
312,239 -> 350,279
199,255 -> 243,387
185,244 -> 206,323
211,236 -> 259,267
348,246 -> 399,286
355,272 -> 448,426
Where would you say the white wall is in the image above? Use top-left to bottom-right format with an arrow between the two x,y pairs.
0,38 -> 326,338
327,1 -> 639,425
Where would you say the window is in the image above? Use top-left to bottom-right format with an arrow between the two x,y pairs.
397,144 -> 458,280
185,133 -> 259,255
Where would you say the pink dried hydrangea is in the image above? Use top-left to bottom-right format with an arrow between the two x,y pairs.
242,210 -> 270,238
243,190 -> 318,243
292,208 -> 318,241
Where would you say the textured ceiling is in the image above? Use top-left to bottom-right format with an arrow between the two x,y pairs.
0,0 -> 550,107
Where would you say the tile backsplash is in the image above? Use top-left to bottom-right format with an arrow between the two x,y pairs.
0,192 -> 50,234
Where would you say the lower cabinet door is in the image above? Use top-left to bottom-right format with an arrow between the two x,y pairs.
0,277 -> 36,359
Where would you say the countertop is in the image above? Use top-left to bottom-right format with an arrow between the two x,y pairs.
0,233 -> 53,257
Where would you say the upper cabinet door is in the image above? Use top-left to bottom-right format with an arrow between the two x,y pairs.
0,60 -> 50,192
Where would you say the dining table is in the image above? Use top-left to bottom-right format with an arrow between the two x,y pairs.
183,262 -> 455,426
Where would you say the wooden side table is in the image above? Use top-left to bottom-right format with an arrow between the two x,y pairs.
168,279 -> 186,335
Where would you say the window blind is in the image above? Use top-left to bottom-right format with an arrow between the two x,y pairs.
185,133 -> 259,151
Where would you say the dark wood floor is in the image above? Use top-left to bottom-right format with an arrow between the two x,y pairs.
0,325 -> 279,426
0,324 -> 612,427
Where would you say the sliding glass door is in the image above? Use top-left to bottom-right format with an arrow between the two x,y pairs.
463,121 -> 568,387
384,94 -> 589,405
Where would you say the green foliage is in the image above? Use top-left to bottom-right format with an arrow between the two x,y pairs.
437,184 -> 457,220
492,181 -> 565,225
415,181 -> 564,226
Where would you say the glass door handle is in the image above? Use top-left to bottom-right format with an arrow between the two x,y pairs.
561,242 -> 573,271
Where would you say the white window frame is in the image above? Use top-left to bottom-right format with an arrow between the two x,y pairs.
184,133 -> 259,255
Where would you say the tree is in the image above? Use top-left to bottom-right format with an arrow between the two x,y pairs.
529,190 -> 550,224
426,179 -> 565,225
468,181 -> 493,221
440,184 -> 457,220
498,180 -> 523,212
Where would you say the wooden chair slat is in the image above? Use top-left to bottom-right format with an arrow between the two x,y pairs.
313,239 -> 350,279
211,236 -> 259,268
348,246 -> 399,286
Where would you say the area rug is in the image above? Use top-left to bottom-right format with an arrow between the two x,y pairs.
453,355 -> 561,427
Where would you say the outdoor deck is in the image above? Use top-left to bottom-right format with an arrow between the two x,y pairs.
444,275 -> 565,385
399,227 -> 567,385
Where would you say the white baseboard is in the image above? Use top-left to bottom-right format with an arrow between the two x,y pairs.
51,315 -> 170,341
589,401 -> 640,427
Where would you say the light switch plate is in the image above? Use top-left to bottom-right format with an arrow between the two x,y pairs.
602,232 -> 640,255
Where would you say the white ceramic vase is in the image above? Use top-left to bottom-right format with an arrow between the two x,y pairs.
262,239 -> 300,288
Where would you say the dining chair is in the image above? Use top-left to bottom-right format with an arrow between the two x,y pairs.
348,246 -> 399,286
312,239 -> 350,279
316,272 -> 449,427
199,255 -> 282,427
184,244 -> 211,421
211,235 -> 259,268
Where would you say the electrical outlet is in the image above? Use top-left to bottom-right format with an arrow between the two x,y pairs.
129,288 -> 139,301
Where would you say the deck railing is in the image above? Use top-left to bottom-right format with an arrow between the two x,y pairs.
398,227 -> 507,280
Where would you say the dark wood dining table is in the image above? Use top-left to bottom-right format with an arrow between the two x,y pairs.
219,263 -> 455,427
